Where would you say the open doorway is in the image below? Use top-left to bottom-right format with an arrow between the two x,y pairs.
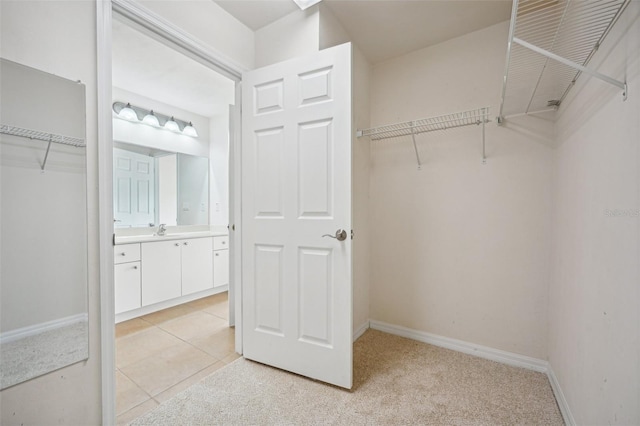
110,14 -> 237,423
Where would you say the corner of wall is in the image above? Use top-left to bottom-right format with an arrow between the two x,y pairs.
254,6 -> 320,68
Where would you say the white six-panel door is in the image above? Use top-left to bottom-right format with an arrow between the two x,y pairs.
242,43 -> 353,389
113,147 -> 155,227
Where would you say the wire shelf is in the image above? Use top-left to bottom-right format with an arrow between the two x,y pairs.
0,124 -> 86,147
1,124 -> 85,171
357,107 -> 491,168
357,107 -> 490,141
499,0 -> 629,121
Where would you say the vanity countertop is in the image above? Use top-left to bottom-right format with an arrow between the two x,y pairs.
114,225 -> 228,245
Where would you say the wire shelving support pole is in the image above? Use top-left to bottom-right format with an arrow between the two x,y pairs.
482,110 -> 486,165
41,136 -> 53,172
410,123 -> 422,170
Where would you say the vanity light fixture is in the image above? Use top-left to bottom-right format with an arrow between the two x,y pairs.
182,122 -> 198,138
142,110 -> 160,127
118,102 -> 138,121
292,0 -> 322,10
164,116 -> 181,133
112,101 -> 198,138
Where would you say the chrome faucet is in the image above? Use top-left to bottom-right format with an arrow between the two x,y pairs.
156,223 -> 167,236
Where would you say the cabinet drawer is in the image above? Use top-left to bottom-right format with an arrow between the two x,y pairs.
213,235 -> 229,250
114,243 -> 141,264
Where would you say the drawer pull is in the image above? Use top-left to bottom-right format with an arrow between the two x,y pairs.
175,243 -> 180,247
133,265 -> 138,269
120,252 -> 126,256
222,241 -> 226,245
184,242 -> 189,246
215,253 -> 219,257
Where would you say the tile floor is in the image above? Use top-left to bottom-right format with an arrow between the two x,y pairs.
115,292 -> 239,425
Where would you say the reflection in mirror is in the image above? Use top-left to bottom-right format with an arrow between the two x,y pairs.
0,58 -> 89,389
113,142 -> 209,228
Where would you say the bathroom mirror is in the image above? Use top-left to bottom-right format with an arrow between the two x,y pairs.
0,58 -> 89,389
113,142 -> 209,228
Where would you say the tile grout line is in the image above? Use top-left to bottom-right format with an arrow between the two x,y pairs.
116,296 -> 232,421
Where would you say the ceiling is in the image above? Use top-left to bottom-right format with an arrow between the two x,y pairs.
111,1 -> 512,116
111,18 -> 235,118
217,0 -> 513,64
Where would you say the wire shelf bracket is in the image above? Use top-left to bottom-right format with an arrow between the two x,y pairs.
357,107 -> 491,169
0,124 -> 86,171
498,0 -> 630,124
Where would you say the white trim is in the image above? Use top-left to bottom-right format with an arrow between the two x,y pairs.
353,320 -> 370,342
369,320 -> 548,373
115,286 -> 227,323
230,82 -> 243,355
0,314 -> 88,345
111,0 -> 245,82
97,1 -> 116,425
547,365 -> 576,426
98,1 -> 245,422
368,320 -> 578,423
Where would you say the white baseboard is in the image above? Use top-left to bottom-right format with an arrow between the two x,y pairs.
547,365 -> 576,426
353,320 -> 370,342
369,320 -> 548,372
115,286 -> 228,323
0,313 -> 88,344
368,319 -> 576,423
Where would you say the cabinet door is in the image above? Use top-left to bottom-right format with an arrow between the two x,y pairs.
115,262 -> 141,314
213,249 -> 229,288
142,240 -> 181,306
182,237 -> 214,295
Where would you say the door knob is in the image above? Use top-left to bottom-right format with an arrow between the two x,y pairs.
322,229 -> 347,241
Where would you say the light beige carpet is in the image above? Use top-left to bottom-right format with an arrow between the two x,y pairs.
131,330 -> 563,425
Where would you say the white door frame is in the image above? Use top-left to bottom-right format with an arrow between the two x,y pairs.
96,1 -> 244,423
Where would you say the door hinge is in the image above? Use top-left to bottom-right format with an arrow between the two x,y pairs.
351,229 -> 354,240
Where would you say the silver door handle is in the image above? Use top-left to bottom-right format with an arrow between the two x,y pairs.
322,229 -> 347,241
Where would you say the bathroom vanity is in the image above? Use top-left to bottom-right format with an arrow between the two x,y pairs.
114,229 -> 229,322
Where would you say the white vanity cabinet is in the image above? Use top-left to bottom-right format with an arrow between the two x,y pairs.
114,244 -> 141,314
141,237 -> 213,306
213,236 -> 229,288
181,237 -> 214,295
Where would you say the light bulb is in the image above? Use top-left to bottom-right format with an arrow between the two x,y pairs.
142,110 -> 160,127
182,122 -> 198,137
118,103 -> 138,121
164,117 -> 180,133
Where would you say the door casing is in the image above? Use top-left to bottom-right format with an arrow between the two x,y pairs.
97,2 -> 245,423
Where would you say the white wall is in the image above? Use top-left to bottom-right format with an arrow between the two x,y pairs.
368,22 -> 554,359
548,3 -> 640,424
209,111 -> 229,226
351,47 -> 372,334
138,0 -> 255,71
254,6 -> 320,68
0,0 -> 101,423
1,141 -> 87,332
113,87 -> 211,158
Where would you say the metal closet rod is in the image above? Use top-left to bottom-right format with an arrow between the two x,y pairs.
357,107 -> 491,169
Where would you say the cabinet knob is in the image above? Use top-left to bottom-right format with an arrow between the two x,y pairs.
133,265 -> 138,269
222,241 -> 226,245
215,253 -> 219,257
175,243 -> 180,246
120,252 -> 126,256
184,242 -> 188,245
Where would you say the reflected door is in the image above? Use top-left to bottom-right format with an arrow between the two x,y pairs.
113,147 -> 155,227
241,43 -> 353,388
